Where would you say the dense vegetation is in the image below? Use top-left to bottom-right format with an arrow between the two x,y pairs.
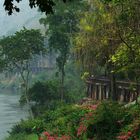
0,0 -> 140,140
5,102 -> 140,140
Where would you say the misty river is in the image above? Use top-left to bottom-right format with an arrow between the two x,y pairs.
0,90 -> 28,140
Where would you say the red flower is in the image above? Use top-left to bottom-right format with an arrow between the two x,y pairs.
87,105 -> 98,110
127,131 -> 132,136
60,135 -> 71,140
39,137 -> 43,140
81,117 -> 84,121
48,136 -> 55,140
77,124 -> 87,136
43,131 -> 50,137
117,135 -> 129,140
88,112 -> 93,116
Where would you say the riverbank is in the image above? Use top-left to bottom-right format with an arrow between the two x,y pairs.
5,100 -> 140,140
0,91 -> 28,140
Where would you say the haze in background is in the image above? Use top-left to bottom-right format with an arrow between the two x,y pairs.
0,0 -> 44,37
0,1 -> 46,139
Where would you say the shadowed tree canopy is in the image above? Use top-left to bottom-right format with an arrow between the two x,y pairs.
3,0 -> 72,15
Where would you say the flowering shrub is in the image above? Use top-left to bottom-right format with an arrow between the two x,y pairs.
77,124 -> 87,137
8,102 -> 140,140
37,102 -> 129,140
86,104 -> 98,110
72,104 -> 97,139
117,131 -> 132,140
117,134 -> 129,140
86,101 -> 128,139
39,131 -> 71,140
38,104 -> 98,140
117,119 -> 140,140
116,104 -> 140,140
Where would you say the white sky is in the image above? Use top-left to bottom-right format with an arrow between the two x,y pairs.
0,0 -> 43,36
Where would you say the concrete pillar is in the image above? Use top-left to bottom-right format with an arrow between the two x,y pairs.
96,84 -> 99,100
99,84 -> 102,100
120,88 -> 125,102
106,86 -> 109,99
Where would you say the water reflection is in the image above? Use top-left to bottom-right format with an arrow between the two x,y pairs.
0,90 -> 28,140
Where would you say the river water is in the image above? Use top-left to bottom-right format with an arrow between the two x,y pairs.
0,90 -> 28,140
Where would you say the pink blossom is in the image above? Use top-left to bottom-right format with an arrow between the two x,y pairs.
48,136 -> 55,140
39,137 -> 43,140
127,131 -> 132,136
43,131 -> 50,137
59,135 -> 71,140
117,135 -> 129,140
77,124 -> 87,136
89,105 -> 98,110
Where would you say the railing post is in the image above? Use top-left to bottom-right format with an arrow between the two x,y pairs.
86,77 -> 140,103
96,83 -> 99,100
120,88 -> 125,102
92,85 -> 96,99
99,84 -> 102,100
106,85 -> 109,99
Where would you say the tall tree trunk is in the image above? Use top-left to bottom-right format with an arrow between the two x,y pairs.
60,68 -> 64,101
108,62 -> 117,101
21,70 -> 34,119
110,72 -> 117,101
135,75 -> 139,104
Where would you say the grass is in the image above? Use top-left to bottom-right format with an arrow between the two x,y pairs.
26,134 -> 38,140
5,133 -> 38,140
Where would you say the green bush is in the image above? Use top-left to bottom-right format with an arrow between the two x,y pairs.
9,119 -> 46,135
5,133 -> 37,140
5,133 -> 27,140
40,104 -> 88,137
86,101 -> 129,140
116,104 -> 140,140
8,104 -> 86,137
28,80 -> 61,105
8,101 -> 138,140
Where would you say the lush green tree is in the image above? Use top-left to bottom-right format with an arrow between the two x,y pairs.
0,28 -> 45,118
74,0 -> 140,101
74,0 -> 118,72
39,0 -> 85,101
109,0 -> 140,102
74,0 -> 121,100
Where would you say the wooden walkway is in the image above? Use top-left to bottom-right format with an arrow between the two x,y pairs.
86,77 -> 140,103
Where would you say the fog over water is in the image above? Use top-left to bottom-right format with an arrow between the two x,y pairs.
0,90 -> 28,140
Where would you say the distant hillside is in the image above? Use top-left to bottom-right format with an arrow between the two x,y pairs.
0,0 -> 45,36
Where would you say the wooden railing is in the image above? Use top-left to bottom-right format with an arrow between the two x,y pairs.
86,77 -> 140,103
